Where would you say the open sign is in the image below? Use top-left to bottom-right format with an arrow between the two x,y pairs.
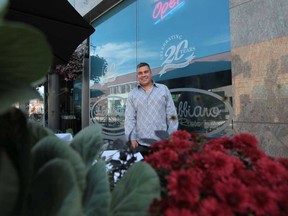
152,0 -> 180,19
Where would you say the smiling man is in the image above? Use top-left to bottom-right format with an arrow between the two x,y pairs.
124,62 -> 178,157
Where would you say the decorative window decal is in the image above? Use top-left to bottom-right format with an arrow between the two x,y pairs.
159,34 -> 195,76
170,88 -> 233,137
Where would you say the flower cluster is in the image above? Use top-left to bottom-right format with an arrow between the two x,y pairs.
145,131 -> 288,216
55,44 -> 85,81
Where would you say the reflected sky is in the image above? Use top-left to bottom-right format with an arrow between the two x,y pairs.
90,0 -> 231,76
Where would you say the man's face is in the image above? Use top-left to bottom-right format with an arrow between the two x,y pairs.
137,65 -> 152,87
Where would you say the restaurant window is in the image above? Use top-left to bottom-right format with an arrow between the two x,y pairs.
89,0 -> 232,145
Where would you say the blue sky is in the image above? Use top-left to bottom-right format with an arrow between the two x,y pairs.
90,0 -> 231,76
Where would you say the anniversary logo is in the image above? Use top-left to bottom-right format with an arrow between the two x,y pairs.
159,33 -> 195,76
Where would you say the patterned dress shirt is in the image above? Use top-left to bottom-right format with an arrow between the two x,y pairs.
125,82 -> 178,146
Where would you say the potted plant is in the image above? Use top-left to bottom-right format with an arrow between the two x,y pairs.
0,0 -> 160,215
145,130 -> 288,216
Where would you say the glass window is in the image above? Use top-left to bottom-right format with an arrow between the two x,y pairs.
90,0 -> 137,145
89,0 -> 232,143
136,0 -> 232,137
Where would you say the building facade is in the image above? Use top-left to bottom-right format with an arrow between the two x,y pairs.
71,0 -> 288,157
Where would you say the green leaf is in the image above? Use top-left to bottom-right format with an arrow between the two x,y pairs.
71,123 -> 104,167
0,108 -> 33,215
110,162 -> 161,216
0,22 -> 52,83
31,136 -> 87,193
0,148 -> 19,216
27,120 -> 55,147
29,158 -> 82,216
83,161 -> 111,216
0,81 -> 41,114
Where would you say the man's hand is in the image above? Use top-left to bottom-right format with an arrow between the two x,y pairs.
130,140 -> 138,148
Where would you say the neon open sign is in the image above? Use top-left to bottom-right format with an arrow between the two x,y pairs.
152,0 -> 185,24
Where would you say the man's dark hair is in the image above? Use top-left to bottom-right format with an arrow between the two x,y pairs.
137,62 -> 150,70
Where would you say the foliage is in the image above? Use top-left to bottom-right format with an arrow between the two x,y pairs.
145,130 -> 288,216
0,0 -> 161,215
0,0 -> 52,114
105,149 -> 139,190
90,55 -> 108,82
54,43 -> 85,81
53,48 -> 110,82
0,108 -> 161,216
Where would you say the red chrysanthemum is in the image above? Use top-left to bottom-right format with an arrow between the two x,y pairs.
242,147 -> 266,163
166,169 -> 201,205
198,198 -> 234,216
207,151 -> 237,177
214,178 -> 249,214
145,148 -> 178,169
248,186 -> 279,215
150,139 -> 172,151
145,131 -> 288,215
192,151 -> 237,179
149,198 -> 167,215
254,157 -> 288,185
171,130 -> 191,140
203,142 -> 227,153
169,137 -> 194,152
234,169 -> 259,187
275,185 -> 288,214
205,136 -> 232,152
231,133 -> 258,150
165,207 -> 197,216
277,157 -> 288,170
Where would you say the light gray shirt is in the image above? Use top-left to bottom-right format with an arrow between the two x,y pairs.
124,82 -> 178,146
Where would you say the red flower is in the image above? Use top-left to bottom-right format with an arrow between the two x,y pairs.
277,157 -> 288,170
166,169 -> 201,206
276,185 -> 288,214
248,186 -> 279,215
254,157 -> 288,186
192,151 -> 238,179
150,139 -> 172,151
234,169 -> 260,187
231,133 -> 258,150
171,130 -> 191,140
198,198 -> 234,216
205,136 -> 232,152
165,207 -> 197,216
214,177 -> 250,214
145,131 -> 288,216
145,148 -> 178,169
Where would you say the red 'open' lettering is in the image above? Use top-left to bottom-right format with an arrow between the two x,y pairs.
152,0 -> 180,20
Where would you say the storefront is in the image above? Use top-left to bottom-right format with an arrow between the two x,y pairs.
87,0 -> 232,145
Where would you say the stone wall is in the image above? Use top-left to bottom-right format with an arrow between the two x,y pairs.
230,0 -> 288,157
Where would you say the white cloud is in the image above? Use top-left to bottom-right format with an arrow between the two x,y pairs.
92,41 -> 158,74
205,33 -> 230,46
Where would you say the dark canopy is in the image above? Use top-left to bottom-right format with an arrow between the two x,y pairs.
5,0 -> 95,65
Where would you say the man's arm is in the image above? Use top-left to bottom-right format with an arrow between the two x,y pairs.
124,94 -> 137,142
165,87 -> 179,134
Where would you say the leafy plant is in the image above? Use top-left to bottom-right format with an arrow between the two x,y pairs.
0,0 -> 161,215
54,43 -> 85,81
104,149 -> 138,190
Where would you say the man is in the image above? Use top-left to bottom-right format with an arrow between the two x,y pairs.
124,62 -> 178,156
